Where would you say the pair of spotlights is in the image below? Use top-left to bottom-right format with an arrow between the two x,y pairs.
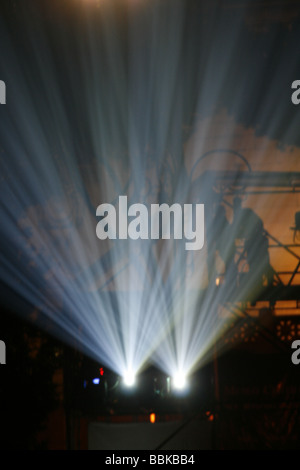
122,370 -> 188,391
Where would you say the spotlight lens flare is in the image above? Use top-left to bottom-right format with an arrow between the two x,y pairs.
173,371 -> 187,390
123,371 -> 136,387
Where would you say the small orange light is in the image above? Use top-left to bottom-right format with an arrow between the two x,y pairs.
150,413 -> 156,424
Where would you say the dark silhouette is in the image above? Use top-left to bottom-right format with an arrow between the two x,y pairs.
211,204 -> 237,285
232,197 -> 274,290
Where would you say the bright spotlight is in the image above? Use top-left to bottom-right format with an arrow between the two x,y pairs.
123,371 -> 136,387
173,372 -> 187,391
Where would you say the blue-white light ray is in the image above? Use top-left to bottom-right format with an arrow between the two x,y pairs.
0,0 -> 299,392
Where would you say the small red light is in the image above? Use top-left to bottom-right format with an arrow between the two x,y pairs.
99,367 -> 104,376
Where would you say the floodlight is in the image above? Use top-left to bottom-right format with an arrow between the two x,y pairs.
172,371 -> 187,390
123,371 -> 136,387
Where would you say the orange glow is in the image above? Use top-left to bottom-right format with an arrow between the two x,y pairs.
150,413 -> 156,424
